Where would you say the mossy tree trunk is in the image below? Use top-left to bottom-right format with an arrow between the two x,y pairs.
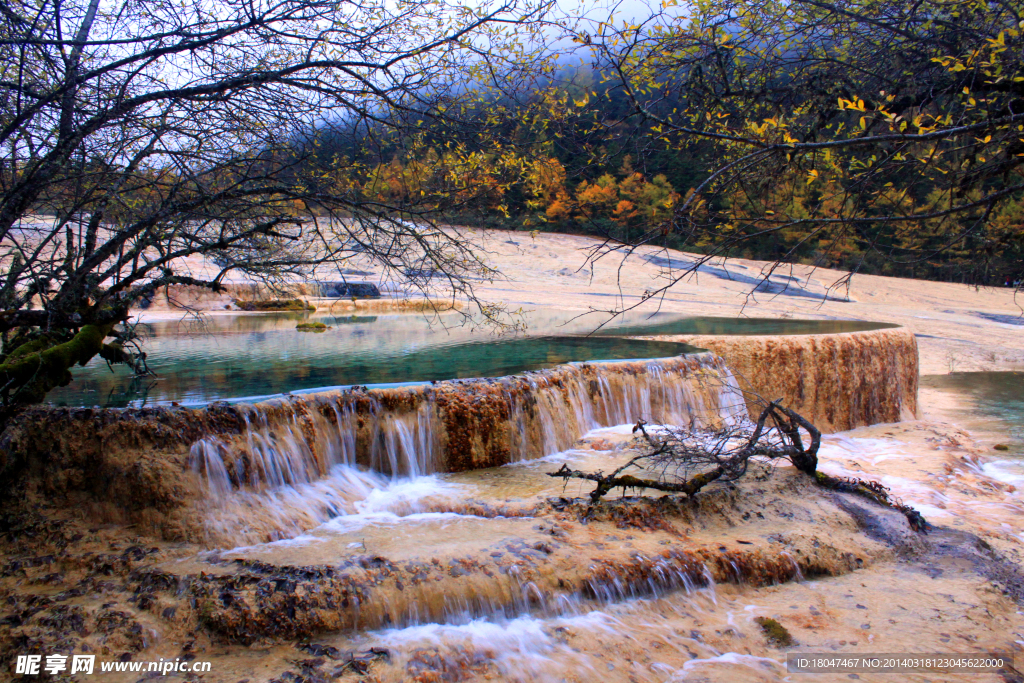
0,322 -> 128,421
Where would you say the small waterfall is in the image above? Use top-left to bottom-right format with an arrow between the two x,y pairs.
190,389 -> 442,495
190,439 -> 233,499
199,464 -> 465,548
370,400 -> 440,477
191,537 -> 821,639
502,355 -> 748,459
186,353 -> 748,543
189,353 -> 746,497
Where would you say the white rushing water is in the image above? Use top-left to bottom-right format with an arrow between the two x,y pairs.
326,585 -> 804,683
182,354 -> 755,549
184,354 -> 761,571
202,464 -> 469,549
189,355 -> 748,497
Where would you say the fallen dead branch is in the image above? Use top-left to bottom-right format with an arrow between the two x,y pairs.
548,400 -> 817,503
815,472 -> 929,532
547,398 -> 927,533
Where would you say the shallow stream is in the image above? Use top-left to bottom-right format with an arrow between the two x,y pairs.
921,371 -> 1024,489
920,372 -> 1024,454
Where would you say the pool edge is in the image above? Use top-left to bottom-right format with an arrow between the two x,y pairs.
633,327 -> 919,432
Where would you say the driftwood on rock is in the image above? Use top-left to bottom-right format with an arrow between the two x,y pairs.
549,400 -> 819,504
547,461 -> 727,504
547,398 -> 928,533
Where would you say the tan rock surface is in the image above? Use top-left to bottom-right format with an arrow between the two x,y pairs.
3,229 -> 1024,682
453,229 -> 1024,377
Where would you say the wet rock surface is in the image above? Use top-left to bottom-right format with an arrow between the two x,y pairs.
5,448 -> 1015,683
637,327 -> 919,433
3,411 -> 1024,682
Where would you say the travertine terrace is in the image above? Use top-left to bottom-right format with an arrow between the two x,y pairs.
641,327 -> 920,433
1,230 -> 1023,683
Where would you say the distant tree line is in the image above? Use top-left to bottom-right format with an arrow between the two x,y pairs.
299,0 -> 1024,290
3,0 -> 1022,425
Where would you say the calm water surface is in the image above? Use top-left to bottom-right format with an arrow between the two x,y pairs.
47,310 -> 891,408
921,371 -> 1024,455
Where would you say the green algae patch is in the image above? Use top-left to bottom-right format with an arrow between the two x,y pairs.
235,299 -> 315,312
754,616 -> 794,647
296,322 -> 331,332
0,322 -> 117,407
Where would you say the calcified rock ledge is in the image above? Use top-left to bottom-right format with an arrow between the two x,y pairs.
136,281 -> 464,314
0,328 -> 920,544
0,353 -> 744,543
0,466 -> 924,652
2,324 -> 1022,682
641,327 -> 919,432
137,469 -> 919,643
3,424 -> 1021,682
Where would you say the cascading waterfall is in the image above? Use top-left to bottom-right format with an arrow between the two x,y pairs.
0,326 -> 930,670
371,401 -> 440,477
504,357 -> 747,461
192,392 -> 441,493
188,353 -> 748,544
5,325 -> 917,543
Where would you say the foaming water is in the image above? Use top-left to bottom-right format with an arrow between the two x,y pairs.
321,511 -> 477,535
819,433 -> 1024,531
979,461 -> 1024,487
674,653 -> 787,679
324,585 -> 798,683
201,464 -> 466,547
191,395 -> 440,494
818,437 -> 957,519
368,611 -> 620,682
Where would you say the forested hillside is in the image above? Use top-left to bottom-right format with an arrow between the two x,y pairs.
300,0 -> 1024,288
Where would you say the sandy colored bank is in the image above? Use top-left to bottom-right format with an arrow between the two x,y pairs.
1,229 -> 1023,683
